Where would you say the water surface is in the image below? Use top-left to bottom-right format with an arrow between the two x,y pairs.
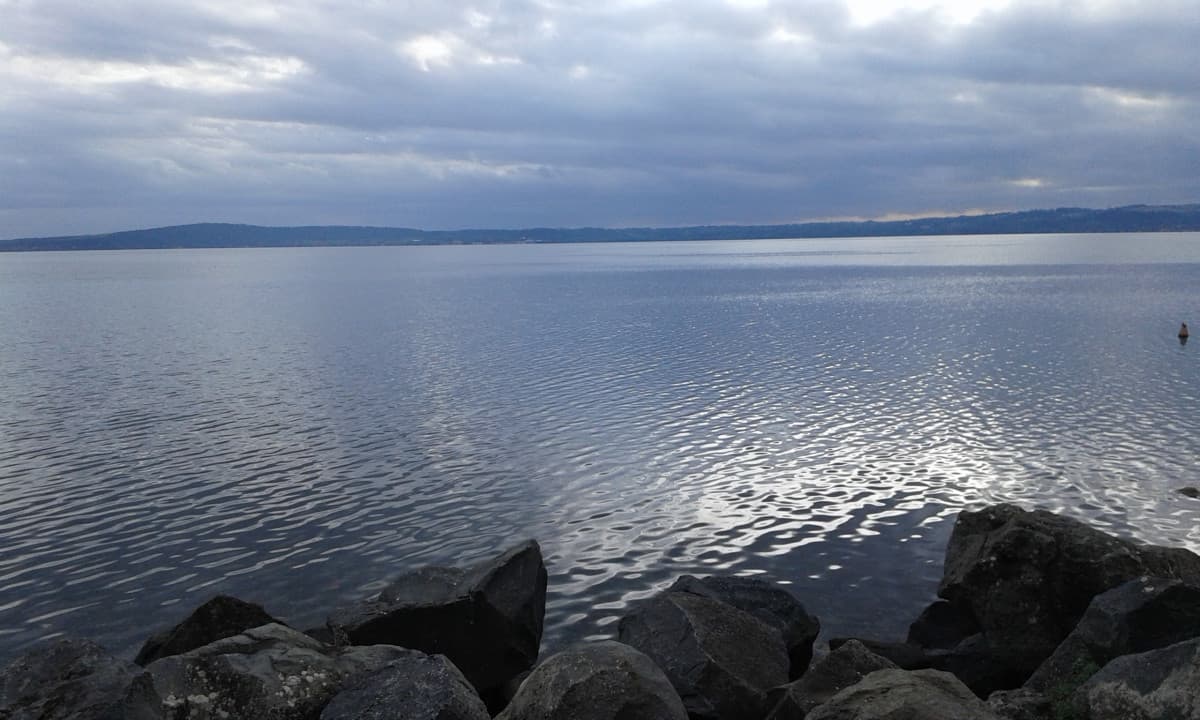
1,232 -> 1199,662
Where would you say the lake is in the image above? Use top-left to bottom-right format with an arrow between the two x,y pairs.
2,232 -> 1200,664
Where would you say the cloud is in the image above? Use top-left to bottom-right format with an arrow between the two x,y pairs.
0,0 -> 1196,237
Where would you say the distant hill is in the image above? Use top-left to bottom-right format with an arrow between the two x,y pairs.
3,203 -> 1200,252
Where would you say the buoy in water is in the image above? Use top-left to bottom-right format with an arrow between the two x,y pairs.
1180,322 -> 1190,339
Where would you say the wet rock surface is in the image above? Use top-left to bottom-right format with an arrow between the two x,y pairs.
937,503 -> 1200,684
618,589 -> 789,720
1072,636 -> 1200,720
497,640 -> 687,720
803,668 -> 1001,720
138,623 -> 413,720
0,637 -> 150,720
667,575 -> 820,679
764,639 -> 897,720
135,595 -> 282,666
319,651 -> 490,720
326,539 -> 547,705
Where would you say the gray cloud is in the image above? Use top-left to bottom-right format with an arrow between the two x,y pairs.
0,0 -> 1196,238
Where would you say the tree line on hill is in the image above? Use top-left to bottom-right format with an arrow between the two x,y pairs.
2,203 -> 1199,251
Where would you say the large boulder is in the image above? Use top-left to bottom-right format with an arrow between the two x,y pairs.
326,540 -> 547,706
764,640 -> 897,720
320,652 -> 489,720
1025,576 -> 1200,697
1071,636 -> 1200,720
618,590 -> 789,720
938,504 -> 1200,684
668,575 -> 820,678
496,641 -> 687,720
135,595 -> 282,665
0,637 -> 152,720
804,668 -> 1002,720
138,623 -> 413,720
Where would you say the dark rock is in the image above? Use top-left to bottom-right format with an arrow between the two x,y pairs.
764,640 -> 896,720
938,503 -> 1200,684
1178,487 -> 1200,499
828,635 -> 1021,698
496,641 -> 687,720
907,599 -> 980,650
668,575 -> 820,679
618,590 -> 788,720
135,595 -> 282,665
986,689 -> 1051,720
1026,576 -> 1200,716
804,668 -> 1001,720
320,651 -> 489,720
1072,636 -> 1200,720
140,623 -> 413,720
0,637 -> 152,720
326,540 -> 547,706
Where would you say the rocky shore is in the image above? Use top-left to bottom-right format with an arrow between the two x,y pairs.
3,503 -> 1200,719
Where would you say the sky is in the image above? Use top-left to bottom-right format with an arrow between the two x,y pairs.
0,0 -> 1197,239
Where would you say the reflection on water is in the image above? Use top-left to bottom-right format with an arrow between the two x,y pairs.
1,235 -> 1200,662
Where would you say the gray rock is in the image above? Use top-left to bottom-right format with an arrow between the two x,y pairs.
1026,576 -> 1200,699
618,590 -> 789,720
668,575 -> 820,678
135,595 -> 282,665
326,540 -> 547,705
320,651 -> 489,720
0,637 -> 152,720
804,668 -> 1002,720
986,689 -> 1051,720
139,623 -> 412,720
496,641 -> 687,720
1072,636 -> 1200,720
764,640 -> 897,720
938,504 -> 1200,684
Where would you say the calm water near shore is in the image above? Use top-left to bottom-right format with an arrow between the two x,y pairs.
2,232 -> 1200,663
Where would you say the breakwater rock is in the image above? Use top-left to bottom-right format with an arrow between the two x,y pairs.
4,505 -> 1200,720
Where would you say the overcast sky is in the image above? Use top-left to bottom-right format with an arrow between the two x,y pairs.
1,0 -> 1196,238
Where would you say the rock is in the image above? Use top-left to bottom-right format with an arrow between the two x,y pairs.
326,540 -> 547,706
906,600 -> 980,650
829,635 -> 1019,698
0,637 -> 152,720
668,575 -> 820,678
320,651 -> 489,720
618,589 -> 789,720
140,623 -> 413,720
1072,636 -> 1200,720
804,668 -> 1002,720
1178,487 -> 1200,499
496,641 -> 687,720
986,689 -> 1051,720
764,640 -> 897,720
1025,576 -> 1200,700
938,504 -> 1200,684
135,595 -> 282,665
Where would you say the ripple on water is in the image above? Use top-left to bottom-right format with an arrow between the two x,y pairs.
0,251 -> 1199,662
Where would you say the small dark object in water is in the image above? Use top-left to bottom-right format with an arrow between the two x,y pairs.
1180,322 -> 1189,339
1179,487 -> 1200,499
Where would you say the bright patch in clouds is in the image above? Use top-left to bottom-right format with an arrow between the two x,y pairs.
4,53 -> 308,93
845,0 -> 1013,25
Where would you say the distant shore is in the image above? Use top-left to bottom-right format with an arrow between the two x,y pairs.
3,202 -> 1200,251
